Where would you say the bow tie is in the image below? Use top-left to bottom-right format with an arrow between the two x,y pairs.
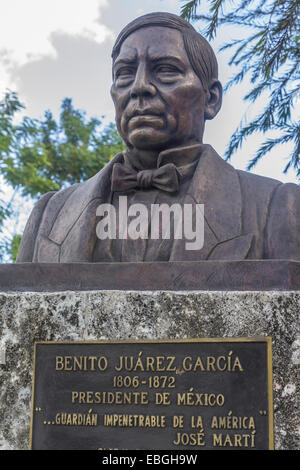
111,162 -> 180,193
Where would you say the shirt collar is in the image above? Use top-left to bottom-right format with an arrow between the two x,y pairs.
123,143 -> 205,171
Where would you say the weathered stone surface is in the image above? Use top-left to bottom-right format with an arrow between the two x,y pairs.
0,290 -> 299,450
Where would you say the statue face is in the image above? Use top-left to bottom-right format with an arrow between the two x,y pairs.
111,26 -> 208,152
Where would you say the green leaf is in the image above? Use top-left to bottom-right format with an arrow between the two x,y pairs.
182,0 -> 299,180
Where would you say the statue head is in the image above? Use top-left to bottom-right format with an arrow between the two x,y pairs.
110,12 -> 222,156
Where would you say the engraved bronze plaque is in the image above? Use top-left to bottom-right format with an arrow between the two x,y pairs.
30,338 -> 274,450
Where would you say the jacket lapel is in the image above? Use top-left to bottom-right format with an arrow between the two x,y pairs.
171,145 -> 253,260
47,153 -> 124,261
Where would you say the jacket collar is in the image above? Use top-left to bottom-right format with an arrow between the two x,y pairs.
187,144 -> 242,242
169,144 -> 243,260
124,143 -> 202,170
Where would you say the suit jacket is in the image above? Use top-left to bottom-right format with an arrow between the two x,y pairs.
16,144 -> 300,262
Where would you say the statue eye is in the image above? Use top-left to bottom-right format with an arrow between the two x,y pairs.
155,65 -> 179,74
115,67 -> 135,79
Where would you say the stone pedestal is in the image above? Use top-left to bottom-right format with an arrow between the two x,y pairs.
0,262 -> 299,450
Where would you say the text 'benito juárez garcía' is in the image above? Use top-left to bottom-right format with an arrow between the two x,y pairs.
55,351 -> 244,373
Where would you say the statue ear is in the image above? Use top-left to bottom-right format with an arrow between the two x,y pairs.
204,79 -> 223,120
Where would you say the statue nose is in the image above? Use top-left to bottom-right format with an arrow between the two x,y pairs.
130,64 -> 156,99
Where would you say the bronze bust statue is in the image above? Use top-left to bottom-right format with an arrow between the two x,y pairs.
17,12 -> 300,263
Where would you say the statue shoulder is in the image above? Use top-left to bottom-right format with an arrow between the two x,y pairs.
16,191 -> 56,262
268,181 -> 300,213
237,168 -> 300,207
237,168 -> 282,191
266,181 -> 300,259
16,183 -> 81,262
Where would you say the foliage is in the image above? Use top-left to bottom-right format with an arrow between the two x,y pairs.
0,91 -> 125,261
0,91 -> 21,256
0,233 -> 21,263
0,194 -> 11,262
180,0 -> 300,177
0,193 -> 10,230
5,234 -> 22,263
0,92 -> 125,198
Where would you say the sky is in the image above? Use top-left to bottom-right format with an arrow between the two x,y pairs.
0,0 -> 299,244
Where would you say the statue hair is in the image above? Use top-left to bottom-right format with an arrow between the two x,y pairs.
112,12 -> 218,89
